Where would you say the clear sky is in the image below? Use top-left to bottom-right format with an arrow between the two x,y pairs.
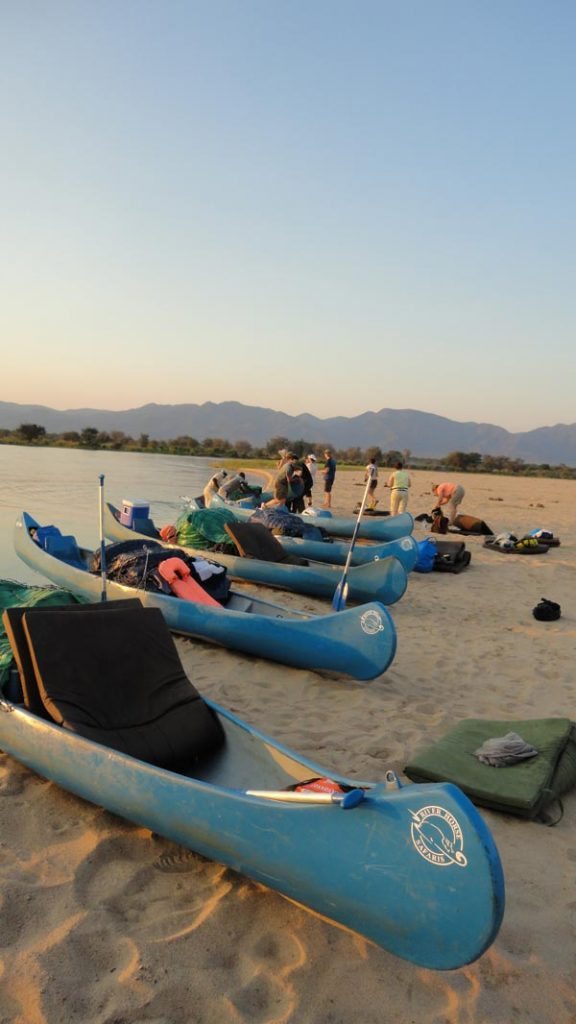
2,1 -> 575,433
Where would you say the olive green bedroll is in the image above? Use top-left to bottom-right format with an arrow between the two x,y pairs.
405,717 -> 576,821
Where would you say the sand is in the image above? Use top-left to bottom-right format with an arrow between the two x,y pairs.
1,468 -> 575,1024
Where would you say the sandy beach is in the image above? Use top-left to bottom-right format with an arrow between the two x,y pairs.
1,468 -> 575,1024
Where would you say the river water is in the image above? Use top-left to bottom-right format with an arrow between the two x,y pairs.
0,445 -> 225,585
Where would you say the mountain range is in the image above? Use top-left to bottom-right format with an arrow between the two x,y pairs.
1,400 -> 576,466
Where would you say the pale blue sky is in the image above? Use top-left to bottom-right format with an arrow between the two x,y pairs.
1,1 -> 574,432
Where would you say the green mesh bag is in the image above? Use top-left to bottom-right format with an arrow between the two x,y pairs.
175,508 -> 238,549
0,580 -> 81,685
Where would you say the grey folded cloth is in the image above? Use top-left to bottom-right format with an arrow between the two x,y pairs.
474,732 -> 539,767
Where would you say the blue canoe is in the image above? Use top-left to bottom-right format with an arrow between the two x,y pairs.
208,493 -> 415,542
0,600 -> 505,970
277,532 -> 419,570
171,497 -> 419,569
104,503 -> 409,606
15,513 -> 396,680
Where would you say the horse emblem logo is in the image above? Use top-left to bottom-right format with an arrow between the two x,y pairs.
410,805 -> 468,868
360,609 -> 384,635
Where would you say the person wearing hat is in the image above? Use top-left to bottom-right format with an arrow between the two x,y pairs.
322,449 -> 337,508
304,453 -> 317,506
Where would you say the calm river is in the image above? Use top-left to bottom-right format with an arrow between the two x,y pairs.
0,446 -> 228,585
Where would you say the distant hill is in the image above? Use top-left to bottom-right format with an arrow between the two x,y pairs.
1,400 -> 576,466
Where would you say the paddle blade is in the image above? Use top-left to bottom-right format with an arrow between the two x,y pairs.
337,789 -> 365,809
332,578 -> 348,611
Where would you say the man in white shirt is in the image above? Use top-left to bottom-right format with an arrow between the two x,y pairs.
364,458 -> 379,510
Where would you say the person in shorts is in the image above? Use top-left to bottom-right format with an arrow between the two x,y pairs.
322,450 -> 337,508
364,457 -> 379,510
431,481 -> 465,525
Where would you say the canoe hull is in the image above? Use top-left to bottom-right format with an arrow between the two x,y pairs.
209,494 -> 414,541
104,504 -> 408,605
278,533 -> 419,570
15,514 -> 397,680
0,699 -> 505,970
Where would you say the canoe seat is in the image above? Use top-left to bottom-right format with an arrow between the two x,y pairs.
2,600 -> 144,719
5,603 -> 225,768
224,522 -> 309,566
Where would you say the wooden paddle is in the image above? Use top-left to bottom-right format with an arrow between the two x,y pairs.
332,474 -> 373,611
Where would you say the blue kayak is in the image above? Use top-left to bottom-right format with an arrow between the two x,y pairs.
0,600 -> 505,970
104,502 -> 409,605
15,512 -> 397,680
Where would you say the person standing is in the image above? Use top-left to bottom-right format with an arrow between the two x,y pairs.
261,453 -> 298,508
322,449 -> 337,508
431,481 -> 465,525
364,457 -> 379,510
286,462 -> 309,513
304,454 -> 317,506
202,469 -> 228,506
386,461 -> 411,516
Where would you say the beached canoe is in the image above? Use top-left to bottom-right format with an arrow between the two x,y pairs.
208,493 -> 415,541
15,513 -> 396,680
276,532 -> 419,570
0,600 -> 505,970
104,503 -> 409,605
161,498 -> 419,569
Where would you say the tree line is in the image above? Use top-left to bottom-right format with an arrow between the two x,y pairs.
1,423 -> 575,479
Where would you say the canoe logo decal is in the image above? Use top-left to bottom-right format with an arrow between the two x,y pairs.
360,609 -> 385,635
409,805 -> 468,868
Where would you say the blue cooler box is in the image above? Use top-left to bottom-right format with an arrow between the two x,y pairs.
119,499 -> 150,528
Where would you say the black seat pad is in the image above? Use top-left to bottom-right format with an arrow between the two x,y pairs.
20,604 -> 224,767
224,522 -> 308,565
2,599 -> 143,719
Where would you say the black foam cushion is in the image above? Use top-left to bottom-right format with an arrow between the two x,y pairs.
224,522 -> 308,565
22,604 -> 225,767
2,600 -> 144,718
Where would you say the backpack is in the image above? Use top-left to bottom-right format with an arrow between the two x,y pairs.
430,508 -> 449,534
414,538 -> 438,573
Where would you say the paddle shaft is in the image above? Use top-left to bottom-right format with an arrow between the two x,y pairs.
98,474 -> 108,602
246,788 -> 365,809
332,473 -> 374,610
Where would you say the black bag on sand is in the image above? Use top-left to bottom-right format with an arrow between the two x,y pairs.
533,598 -> 561,622
432,540 -> 471,573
